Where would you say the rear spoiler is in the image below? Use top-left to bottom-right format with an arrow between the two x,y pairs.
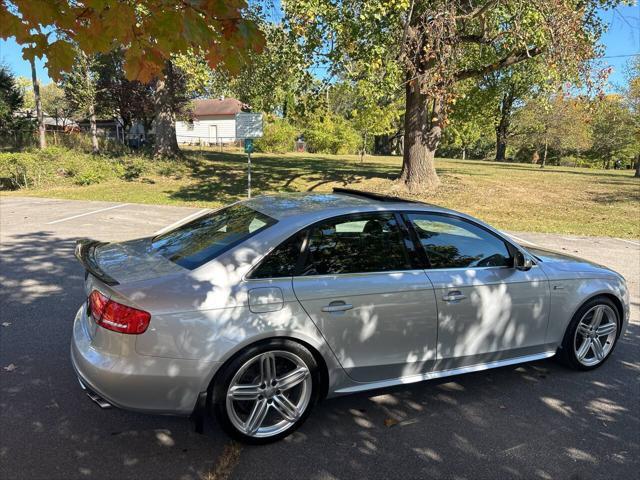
74,238 -> 119,286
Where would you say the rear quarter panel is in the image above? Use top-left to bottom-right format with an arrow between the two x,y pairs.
132,277 -> 346,394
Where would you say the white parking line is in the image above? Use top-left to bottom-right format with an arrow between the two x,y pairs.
153,208 -> 210,235
503,232 -> 540,247
46,203 -> 129,225
617,238 -> 640,247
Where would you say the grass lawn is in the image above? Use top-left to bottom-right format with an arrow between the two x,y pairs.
4,149 -> 639,238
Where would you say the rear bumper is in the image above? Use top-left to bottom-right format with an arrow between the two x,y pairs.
70,303 -> 220,415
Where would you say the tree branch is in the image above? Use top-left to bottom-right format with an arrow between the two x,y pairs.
457,30 -> 512,44
455,46 -> 545,81
458,34 -> 489,44
456,0 -> 500,20
400,0 -> 415,52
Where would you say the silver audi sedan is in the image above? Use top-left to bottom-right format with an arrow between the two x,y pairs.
71,189 -> 629,443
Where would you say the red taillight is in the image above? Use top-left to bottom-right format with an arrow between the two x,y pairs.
89,290 -> 151,335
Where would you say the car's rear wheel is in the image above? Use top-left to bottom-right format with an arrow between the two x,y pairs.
211,339 -> 320,444
559,297 -> 620,370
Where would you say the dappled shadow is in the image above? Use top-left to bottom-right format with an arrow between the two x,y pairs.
234,322 -> 640,480
169,152 -> 399,203
588,188 -> 640,206
453,160 -> 640,180
0,231 -> 228,480
1,223 -> 638,479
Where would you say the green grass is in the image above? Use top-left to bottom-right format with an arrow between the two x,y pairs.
3,148 -> 639,238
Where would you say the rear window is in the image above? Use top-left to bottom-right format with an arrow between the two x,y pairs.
152,204 -> 276,269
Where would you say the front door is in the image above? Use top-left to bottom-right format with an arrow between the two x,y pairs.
292,212 -> 438,382
404,213 -> 550,370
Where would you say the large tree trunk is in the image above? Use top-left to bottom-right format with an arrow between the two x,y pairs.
635,154 -> 640,178
153,62 -> 180,158
30,57 -> 46,149
399,81 -> 440,191
495,90 -> 514,162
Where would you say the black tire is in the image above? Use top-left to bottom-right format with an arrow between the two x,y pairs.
210,338 -> 321,444
558,296 -> 621,371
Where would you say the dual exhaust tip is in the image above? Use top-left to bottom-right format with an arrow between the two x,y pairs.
77,377 -> 112,409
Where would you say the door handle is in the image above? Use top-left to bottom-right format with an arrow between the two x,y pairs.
321,301 -> 354,313
442,291 -> 466,302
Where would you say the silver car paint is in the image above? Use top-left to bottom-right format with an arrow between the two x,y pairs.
293,270 -> 439,382
427,264 -> 553,371
71,193 -> 630,415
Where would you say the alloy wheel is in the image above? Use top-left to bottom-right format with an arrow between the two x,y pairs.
573,305 -> 618,367
225,350 -> 312,438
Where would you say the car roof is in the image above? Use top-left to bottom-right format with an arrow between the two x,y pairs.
243,189 -> 458,221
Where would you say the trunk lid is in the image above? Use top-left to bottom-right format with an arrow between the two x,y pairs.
75,237 -> 184,286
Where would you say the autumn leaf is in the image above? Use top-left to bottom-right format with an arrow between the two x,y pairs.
46,40 -> 77,81
384,417 -> 398,427
2,0 -> 264,83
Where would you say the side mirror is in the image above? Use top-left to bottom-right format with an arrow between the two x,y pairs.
514,251 -> 533,271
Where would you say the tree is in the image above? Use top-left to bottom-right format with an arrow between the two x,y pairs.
28,57 -> 46,148
61,52 -> 99,152
92,50 -> 156,133
287,0 -> 617,190
512,94 -> 592,167
206,20 -> 313,116
40,83 -> 73,130
0,66 -> 24,134
152,61 -> 186,157
622,58 -> 640,177
590,95 -> 637,169
329,81 -> 402,161
1,0 -> 264,157
480,60 -> 551,161
440,81 -> 495,160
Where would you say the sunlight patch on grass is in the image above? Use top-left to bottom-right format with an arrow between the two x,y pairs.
4,150 -> 639,238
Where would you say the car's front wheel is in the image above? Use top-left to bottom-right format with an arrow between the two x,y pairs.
560,296 -> 621,370
211,339 -> 320,444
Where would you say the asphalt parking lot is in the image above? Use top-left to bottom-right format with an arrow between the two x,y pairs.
1,196 -> 638,480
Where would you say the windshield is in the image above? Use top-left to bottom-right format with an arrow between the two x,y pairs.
152,204 -> 277,269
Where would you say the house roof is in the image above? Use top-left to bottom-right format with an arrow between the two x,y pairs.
192,97 -> 245,117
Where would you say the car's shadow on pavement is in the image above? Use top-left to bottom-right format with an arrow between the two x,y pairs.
1,231 -> 638,480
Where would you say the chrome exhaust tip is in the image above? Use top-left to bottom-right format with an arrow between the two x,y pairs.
78,377 -> 112,409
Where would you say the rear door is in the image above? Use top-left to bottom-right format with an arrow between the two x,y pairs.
292,212 -> 438,382
404,213 -> 550,370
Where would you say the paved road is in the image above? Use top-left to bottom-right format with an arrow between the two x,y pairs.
1,197 -> 638,480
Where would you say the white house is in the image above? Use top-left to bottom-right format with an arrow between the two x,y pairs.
176,97 -> 246,144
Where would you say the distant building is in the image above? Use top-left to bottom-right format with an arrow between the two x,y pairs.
77,118 -> 124,140
176,97 -> 247,145
15,109 -> 79,132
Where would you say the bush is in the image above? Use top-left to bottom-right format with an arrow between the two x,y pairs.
0,150 -> 55,189
120,157 -> 148,181
0,147 -> 148,190
74,168 -> 106,186
304,114 -> 360,155
254,119 -> 298,153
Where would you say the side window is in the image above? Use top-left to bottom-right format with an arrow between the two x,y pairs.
406,214 -> 511,269
301,213 -> 411,276
249,232 -> 305,279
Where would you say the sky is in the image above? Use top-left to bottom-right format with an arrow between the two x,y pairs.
0,4 -> 638,90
